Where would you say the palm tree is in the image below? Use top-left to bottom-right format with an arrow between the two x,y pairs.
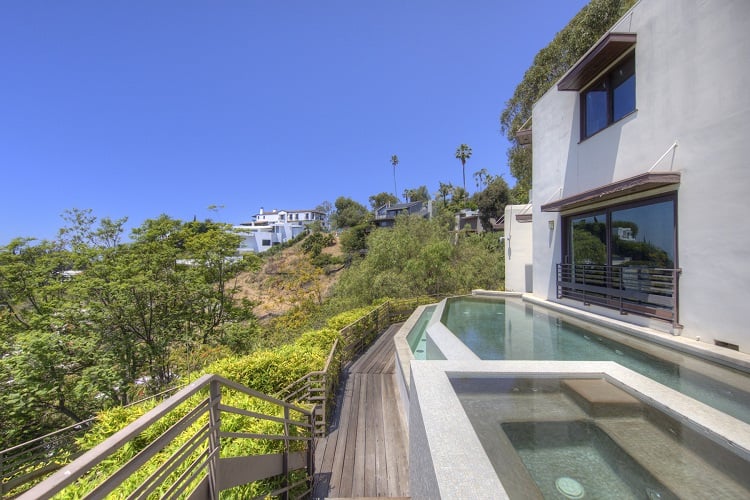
436,181 -> 453,205
390,154 -> 399,200
455,144 -> 472,191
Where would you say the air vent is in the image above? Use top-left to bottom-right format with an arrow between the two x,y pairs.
715,340 -> 739,351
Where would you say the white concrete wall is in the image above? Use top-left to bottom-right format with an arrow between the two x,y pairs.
531,0 -> 750,351
504,204 -> 534,293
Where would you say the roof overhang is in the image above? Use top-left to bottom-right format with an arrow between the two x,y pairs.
541,172 -> 681,213
557,32 -> 637,91
515,128 -> 532,146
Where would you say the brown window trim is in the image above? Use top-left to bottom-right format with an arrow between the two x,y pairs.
541,172 -> 680,213
557,33 -> 637,91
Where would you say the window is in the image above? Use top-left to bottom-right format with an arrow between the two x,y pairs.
581,53 -> 635,139
261,239 -> 271,246
564,194 -> 676,269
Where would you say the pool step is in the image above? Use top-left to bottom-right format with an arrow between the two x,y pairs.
562,379 -> 642,417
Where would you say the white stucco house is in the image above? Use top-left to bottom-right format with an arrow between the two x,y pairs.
526,0 -> 750,352
233,207 -> 328,253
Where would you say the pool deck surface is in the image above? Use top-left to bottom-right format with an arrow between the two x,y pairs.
312,323 -> 410,499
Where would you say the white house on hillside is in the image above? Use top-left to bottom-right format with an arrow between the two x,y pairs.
527,0 -> 750,352
234,207 -> 328,253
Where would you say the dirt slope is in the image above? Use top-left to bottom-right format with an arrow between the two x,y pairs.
233,237 -> 344,321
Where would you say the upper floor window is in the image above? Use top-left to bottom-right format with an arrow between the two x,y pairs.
581,53 -> 635,139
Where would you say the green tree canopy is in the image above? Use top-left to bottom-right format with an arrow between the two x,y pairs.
331,196 -> 370,229
369,192 -> 399,210
472,176 -> 510,231
402,185 -> 430,203
0,212 -> 256,449
329,214 -> 503,309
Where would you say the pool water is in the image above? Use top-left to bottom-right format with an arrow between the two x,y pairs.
502,420 -> 677,500
453,377 -> 750,499
430,297 -> 750,424
406,305 -> 435,360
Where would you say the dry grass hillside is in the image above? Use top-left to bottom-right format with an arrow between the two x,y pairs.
233,237 -> 344,322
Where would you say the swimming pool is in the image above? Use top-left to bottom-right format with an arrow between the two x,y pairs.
451,375 -> 750,499
413,296 -> 750,424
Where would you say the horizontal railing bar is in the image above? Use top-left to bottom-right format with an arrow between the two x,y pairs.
215,376 -> 311,417
219,432 -> 312,442
84,402 -> 211,499
17,374 -> 218,500
160,448 -> 214,500
127,424 -> 210,500
217,405 -> 312,430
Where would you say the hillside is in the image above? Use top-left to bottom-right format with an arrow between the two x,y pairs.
234,236 -> 345,322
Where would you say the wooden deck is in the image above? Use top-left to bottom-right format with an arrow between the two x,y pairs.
312,324 -> 410,499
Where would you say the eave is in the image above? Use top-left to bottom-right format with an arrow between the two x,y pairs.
541,172 -> 681,213
557,32 -> 637,91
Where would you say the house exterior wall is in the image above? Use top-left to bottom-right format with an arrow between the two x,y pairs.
504,204 -> 533,293
531,0 -> 750,351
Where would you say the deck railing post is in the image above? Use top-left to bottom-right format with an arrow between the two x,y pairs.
282,405 -> 290,500
208,379 -> 222,499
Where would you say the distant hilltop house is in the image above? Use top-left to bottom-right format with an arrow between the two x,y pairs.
455,208 -> 504,233
373,200 -> 432,228
233,207 -> 328,253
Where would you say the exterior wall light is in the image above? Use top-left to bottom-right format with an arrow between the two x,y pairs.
548,220 -> 555,230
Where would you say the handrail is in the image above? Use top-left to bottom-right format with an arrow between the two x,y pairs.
17,374 -> 314,500
276,295 -> 444,437
4,295 -> 441,496
557,263 -> 681,327
1,382 -> 187,497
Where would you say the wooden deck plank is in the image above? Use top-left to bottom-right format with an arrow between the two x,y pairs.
313,323 -> 409,499
352,374 -> 367,497
382,372 -> 409,495
338,374 -> 361,497
374,374 -> 389,496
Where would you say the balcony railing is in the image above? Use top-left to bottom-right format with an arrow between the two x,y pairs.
16,374 -> 316,500
4,296 -> 441,498
556,263 -> 681,327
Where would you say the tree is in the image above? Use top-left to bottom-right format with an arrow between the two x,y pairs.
331,196 -> 370,229
499,0 -> 637,203
0,212 -> 256,448
328,214 -> 504,309
315,201 -> 334,225
436,181 -> 453,206
473,168 -> 492,190
472,176 -> 511,231
390,154 -> 399,200
402,185 -> 430,203
369,192 -> 398,210
455,144 -> 472,192
450,185 -> 469,208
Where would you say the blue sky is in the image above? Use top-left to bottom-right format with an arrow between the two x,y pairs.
1,0 -> 588,243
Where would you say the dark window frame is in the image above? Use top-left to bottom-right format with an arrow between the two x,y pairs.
562,192 -> 678,268
580,51 -> 636,140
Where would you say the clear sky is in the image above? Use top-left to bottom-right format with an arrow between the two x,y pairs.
1,0 -> 588,244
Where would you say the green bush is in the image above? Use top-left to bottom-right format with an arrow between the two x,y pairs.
51,304 -> 380,499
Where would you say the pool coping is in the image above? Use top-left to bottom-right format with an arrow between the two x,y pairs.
409,360 -> 750,499
395,291 -> 750,496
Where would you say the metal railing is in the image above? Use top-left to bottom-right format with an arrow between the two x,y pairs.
557,263 -> 681,327
1,384 -> 187,498
3,295 -> 440,497
276,295 -> 443,437
16,374 -> 315,500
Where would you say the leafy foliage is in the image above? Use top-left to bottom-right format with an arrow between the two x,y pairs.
331,196 -> 370,229
472,176 -> 511,231
369,191 -> 398,210
0,212 -> 255,449
328,214 -> 503,309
